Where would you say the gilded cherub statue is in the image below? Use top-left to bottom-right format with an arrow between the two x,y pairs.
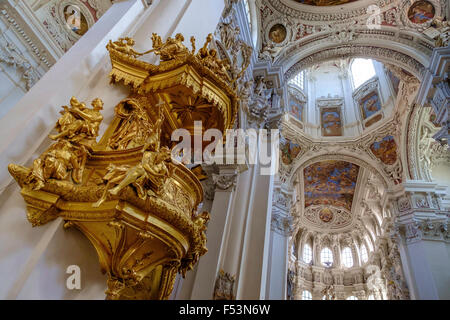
108,99 -> 154,150
197,33 -> 213,60
108,37 -> 143,58
109,146 -> 172,197
49,96 -> 103,147
152,33 -> 189,62
26,139 -> 87,190
25,97 -> 104,190
93,109 -> 172,207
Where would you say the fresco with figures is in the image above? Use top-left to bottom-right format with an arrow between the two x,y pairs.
281,139 -> 301,165
370,135 -> 397,165
293,0 -> 358,6
290,99 -> 304,122
269,24 -> 287,43
321,108 -> 342,136
360,91 -> 381,119
304,161 -> 359,211
408,1 -> 435,24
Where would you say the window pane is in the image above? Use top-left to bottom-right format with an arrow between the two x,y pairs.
289,71 -> 304,90
365,236 -> 373,251
303,244 -> 312,263
320,247 -> 333,266
342,247 -> 353,268
360,245 -> 368,263
346,296 -> 358,300
244,0 -> 251,31
368,295 -> 375,300
302,290 -> 312,300
351,58 -> 376,89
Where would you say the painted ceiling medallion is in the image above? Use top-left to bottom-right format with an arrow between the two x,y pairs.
269,24 -> 287,44
292,0 -> 358,6
64,5 -> 89,36
319,208 -> 333,222
304,161 -> 359,211
407,0 -> 435,24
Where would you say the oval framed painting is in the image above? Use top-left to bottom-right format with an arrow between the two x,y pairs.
268,24 -> 287,44
64,4 -> 89,36
407,1 -> 435,24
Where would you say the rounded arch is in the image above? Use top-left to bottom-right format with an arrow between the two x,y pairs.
403,103 -> 446,182
280,30 -> 431,81
283,43 -> 427,82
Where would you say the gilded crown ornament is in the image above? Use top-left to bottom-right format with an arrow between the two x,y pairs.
7,31 -> 244,300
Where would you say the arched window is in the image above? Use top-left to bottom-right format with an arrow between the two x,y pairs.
346,296 -> 358,300
360,245 -> 368,263
351,58 -> 376,89
302,290 -> 312,300
289,71 -> 304,90
320,247 -> 333,266
341,247 -> 353,268
244,0 -> 252,31
365,235 -> 374,252
303,244 -> 312,263
367,295 -> 375,300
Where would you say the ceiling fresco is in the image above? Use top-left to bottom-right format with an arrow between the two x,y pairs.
292,0 -> 359,6
369,135 -> 397,165
304,161 -> 359,211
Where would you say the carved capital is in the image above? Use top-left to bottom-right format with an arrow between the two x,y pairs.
271,210 -> 293,236
212,173 -> 238,191
403,221 -> 422,244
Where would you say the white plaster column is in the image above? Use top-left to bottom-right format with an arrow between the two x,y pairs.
235,161 -> 275,299
189,166 -> 238,300
415,46 -> 450,146
265,187 -> 293,299
399,218 -> 450,300
392,181 -> 450,300
266,220 -> 290,299
219,164 -> 253,281
306,74 -> 317,136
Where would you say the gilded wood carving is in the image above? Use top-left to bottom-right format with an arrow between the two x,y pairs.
8,32 -> 245,299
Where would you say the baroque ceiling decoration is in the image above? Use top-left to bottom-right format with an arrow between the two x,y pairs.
303,160 -> 359,211
256,0 -> 444,78
290,0 -> 359,6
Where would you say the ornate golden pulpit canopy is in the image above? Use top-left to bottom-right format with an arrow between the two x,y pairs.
8,32 -> 246,299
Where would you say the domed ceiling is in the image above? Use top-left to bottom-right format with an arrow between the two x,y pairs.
291,0 -> 358,6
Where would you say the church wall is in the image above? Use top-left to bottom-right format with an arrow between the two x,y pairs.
16,223 -> 106,299
421,240 -> 450,300
0,18 -> 46,119
431,163 -> 450,188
